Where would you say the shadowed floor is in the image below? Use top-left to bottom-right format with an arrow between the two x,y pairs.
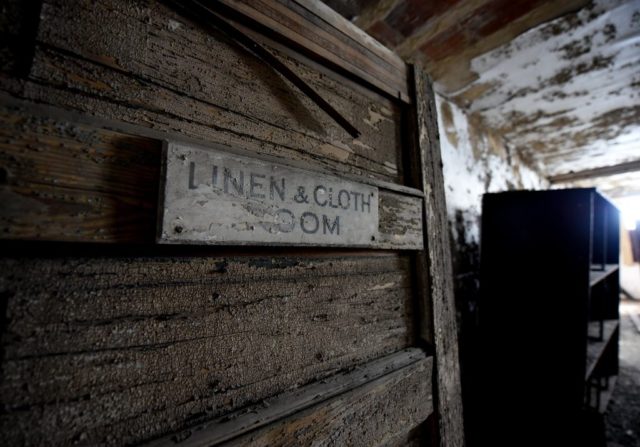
606,299 -> 640,447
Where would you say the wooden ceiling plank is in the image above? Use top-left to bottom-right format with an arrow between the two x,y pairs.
549,159 -> 640,183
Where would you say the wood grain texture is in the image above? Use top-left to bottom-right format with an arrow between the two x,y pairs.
291,0 -> 406,72
0,101 -> 422,247
222,355 -> 432,447
0,253 -> 415,445
0,2 -> 437,446
145,348 -> 430,446
378,190 -> 424,250
30,0 -> 404,183
217,0 -> 410,102
413,65 -> 465,446
0,103 -> 161,242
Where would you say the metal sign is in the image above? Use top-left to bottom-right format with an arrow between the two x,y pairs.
158,142 -> 379,246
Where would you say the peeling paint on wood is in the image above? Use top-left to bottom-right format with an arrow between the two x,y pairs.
414,67 -> 464,447
215,0 -> 410,102
351,0 -> 591,92
436,95 -> 547,231
378,190 -> 423,248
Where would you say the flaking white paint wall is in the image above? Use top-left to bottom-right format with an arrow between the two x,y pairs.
436,94 -> 547,245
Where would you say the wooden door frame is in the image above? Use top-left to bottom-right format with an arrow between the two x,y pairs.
408,64 -> 465,447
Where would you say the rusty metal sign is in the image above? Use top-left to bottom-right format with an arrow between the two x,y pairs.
157,142 -> 379,246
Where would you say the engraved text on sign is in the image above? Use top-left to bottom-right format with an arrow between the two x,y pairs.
158,142 -> 379,246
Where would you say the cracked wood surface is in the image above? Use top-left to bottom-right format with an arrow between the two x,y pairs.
220,354 -> 432,447
0,1 -> 444,445
145,349 -> 432,446
21,0 -> 405,184
414,66 -> 465,447
0,253 -> 416,445
215,0 -> 410,103
0,101 -> 422,248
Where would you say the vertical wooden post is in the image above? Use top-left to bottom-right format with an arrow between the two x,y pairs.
411,64 -> 465,447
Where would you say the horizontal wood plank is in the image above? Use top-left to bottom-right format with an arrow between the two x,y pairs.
145,348 -> 430,446
216,0 -> 410,102
0,101 -> 422,247
0,103 -> 161,242
379,190 -> 424,250
291,0 -> 406,72
0,253 -> 416,445
34,0 -> 404,183
221,354 -> 432,446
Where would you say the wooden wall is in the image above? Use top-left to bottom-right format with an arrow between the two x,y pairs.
0,0 -> 461,445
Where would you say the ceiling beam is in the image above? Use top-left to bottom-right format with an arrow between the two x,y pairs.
549,159 -> 640,183
353,0 -> 399,30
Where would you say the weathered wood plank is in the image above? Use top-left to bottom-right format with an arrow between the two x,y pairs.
26,46 -> 398,183
0,101 -> 422,247
216,0 -> 410,102
221,355 -> 432,446
34,0 -> 404,183
0,103 -> 161,242
145,348 -> 429,446
0,3 -> 439,447
291,0 -> 406,73
379,190 -> 424,250
413,65 -> 465,446
0,253 -> 416,446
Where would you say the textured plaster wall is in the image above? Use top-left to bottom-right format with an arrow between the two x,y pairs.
437,93 -> 546,251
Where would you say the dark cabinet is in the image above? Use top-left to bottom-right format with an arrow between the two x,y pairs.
478,188 -> 619,446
